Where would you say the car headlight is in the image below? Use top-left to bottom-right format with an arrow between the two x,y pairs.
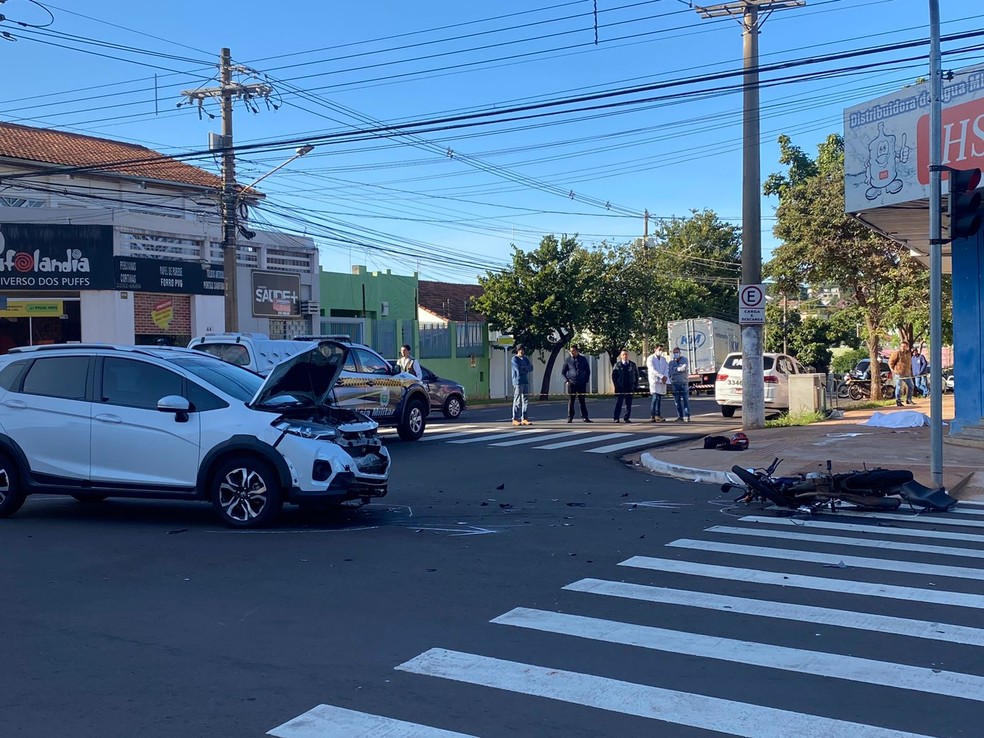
274,419 -> 338,441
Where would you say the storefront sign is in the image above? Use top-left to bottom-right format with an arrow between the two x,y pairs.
0,224 -> 114,290
252,270 -> 300,317
114,257 -> 224,295
151,298 -> 174,330
0,300 -> 64,317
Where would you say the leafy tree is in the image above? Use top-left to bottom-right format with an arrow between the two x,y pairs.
764,134 -> 911,399
474,234 -> 603,398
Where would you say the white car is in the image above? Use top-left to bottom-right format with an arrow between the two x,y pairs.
715,352 -> 807,417
0,341 -> 390,528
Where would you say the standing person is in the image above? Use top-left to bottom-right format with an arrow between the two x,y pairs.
562,344 -> 592,423
397,344 -> 422,380
646,345 -> 669,422
911,347 -> 928,397
611,349 -> 639,423
669,346 -> 691,422
889,341 -> 915,406
511,344 -> 534,426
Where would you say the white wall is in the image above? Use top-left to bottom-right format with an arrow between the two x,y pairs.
489,340 -> 614,398
81,291 -> 133,343
190,295 -> 224,337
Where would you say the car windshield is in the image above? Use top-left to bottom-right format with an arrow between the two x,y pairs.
168,356 -> 263,402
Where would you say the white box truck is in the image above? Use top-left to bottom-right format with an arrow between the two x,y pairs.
667,318 -> 742,392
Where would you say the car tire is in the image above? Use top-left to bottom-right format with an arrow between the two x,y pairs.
210,456 -> 283,529
71,494 -> 107,503
720,405 -> 737,418
0,454 -> 27,519
398,397 -> 427,441
442,394 -> 464,419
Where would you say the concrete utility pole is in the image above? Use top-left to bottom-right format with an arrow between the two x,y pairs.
696,0 -> 804,429
927,0 -> 944,488
181,48 -> 273,332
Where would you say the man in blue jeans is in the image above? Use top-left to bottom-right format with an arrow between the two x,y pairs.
669,347 -> 691,422
511,344 -> 534,426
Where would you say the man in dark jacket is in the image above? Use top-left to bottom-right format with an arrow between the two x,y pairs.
611,349 -> 639,423
561,344 -> 592,423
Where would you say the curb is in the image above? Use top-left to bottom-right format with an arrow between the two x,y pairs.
640,452 -> 739,486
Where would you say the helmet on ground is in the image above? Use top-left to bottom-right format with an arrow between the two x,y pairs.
727,432 -> 749,451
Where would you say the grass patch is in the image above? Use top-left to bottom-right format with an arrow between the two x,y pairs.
766,410 -> 827,427
842,399 -> 898,411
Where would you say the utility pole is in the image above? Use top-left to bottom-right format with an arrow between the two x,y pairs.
695,0 -> 804,429
180,48 -> 273,333
928,0 -> 943,488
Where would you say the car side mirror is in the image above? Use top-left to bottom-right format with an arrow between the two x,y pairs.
158,395 -> 191,423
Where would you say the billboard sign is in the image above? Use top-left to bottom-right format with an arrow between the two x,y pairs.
844,64 -> 984,213
0,223 -> 114,290
252,270 -> 300,318
114,256 -> 224,295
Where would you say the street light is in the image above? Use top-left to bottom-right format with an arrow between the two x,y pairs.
222,144 -> 315,332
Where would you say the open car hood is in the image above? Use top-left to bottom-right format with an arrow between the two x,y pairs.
249,340 -> 346,410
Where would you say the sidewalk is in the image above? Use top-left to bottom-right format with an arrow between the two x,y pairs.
638,394 -> 984,500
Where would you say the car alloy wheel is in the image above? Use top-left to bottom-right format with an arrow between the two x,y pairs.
211,457 -> 283,528
0,455 -> 27,518
398,398 -> 427,441
443,395 -> 463,419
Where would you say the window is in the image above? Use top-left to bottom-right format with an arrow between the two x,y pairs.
101,358 -> 183,410
192,343 -> 250,367
22,357 -> 89,400
0,360 -> 28,391
0,196 -> 45,208
354,348 -> 391,375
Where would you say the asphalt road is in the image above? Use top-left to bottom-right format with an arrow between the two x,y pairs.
3,396 -> 982,738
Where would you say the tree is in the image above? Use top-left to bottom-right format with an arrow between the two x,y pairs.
474,234 -> 603,398
765,134 -> 910,399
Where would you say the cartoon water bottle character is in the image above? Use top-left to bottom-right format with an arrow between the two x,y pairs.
865,122 -> 910,201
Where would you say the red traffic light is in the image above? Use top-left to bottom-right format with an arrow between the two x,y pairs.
951,166 -> 982,193
949,167 -> 984,240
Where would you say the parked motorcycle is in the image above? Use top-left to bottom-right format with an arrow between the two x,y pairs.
843,375 -> 894,401
723,458 -> 958,513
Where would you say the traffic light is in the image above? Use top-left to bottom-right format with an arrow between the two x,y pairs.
949,167 -> 983,241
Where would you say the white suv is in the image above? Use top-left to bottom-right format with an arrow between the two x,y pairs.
715,352 -> 807,417
0,341 -> 390,528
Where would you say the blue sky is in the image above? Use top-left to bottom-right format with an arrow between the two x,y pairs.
2,0 -> 983,284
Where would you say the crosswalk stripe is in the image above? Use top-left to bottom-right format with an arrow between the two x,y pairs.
584,434 -> 676,453
266,704 -> 478,738
619,557 -> 984,609
737,515 -> 984,544
706,525 -> 984,559
563,578 -> 984,647
666,539 -> 984,580
489,431 -> 583,447
947,506 -> 984,516
396,648 -> 935,738
957,500 -> 984,508
449,431 -> 535,444
418,430 -> 482,442
492,607 -> 984,702
534,432 -> 629,449
835,510 -> 984,529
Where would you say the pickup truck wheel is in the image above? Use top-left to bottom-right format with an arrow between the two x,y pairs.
210,457 -> 283,528
0,454 -> 26,518
442,394 -> 464,419
398,398 -> 427,441
721,405 -> 737,418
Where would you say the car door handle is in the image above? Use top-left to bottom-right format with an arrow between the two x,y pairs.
2,399 -> 27,409
94,414 -> 123,424
366,380 -> 375,387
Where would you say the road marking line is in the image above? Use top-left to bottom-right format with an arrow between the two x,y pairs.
449,431 -> 542,444
418,430 -> 486,442
619,557 -> 984,609
585,435 -> 676,453
835,511 -> 984,529
534,432 -> 629,449
492,607 -> 984,702
666,539 -> 984,580
564,578 -> 984,647
707,525 -> 984,559
490,431 -> 584,446
737,515 -> 984,544
396,648 -> 935,738
267,704 -> 477,738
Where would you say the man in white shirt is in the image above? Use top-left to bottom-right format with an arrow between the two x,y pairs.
646,345 -> 669,422
397,344 -> 422,380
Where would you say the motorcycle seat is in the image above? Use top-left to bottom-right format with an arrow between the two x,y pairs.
841,469 -> 913,492
898,481 -> 959,512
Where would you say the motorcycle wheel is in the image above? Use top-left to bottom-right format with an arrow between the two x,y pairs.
730,466 -> 794,508
836,383 -> 850,399
848,384 -> 863,401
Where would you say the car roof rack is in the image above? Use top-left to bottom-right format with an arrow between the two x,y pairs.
8,344 -> 122,353
290,334 -> 352,342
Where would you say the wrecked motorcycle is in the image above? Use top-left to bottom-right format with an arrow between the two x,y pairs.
723,458 -> 958,513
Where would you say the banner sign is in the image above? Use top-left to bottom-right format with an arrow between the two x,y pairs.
0,223 -> 114,290
114,256 -> 224,295
0,300 -> 63,317
844,63 -> 984,213
252,270 -> 300,318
